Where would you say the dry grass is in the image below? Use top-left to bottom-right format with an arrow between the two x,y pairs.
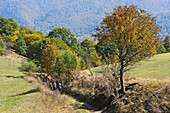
60,70 -> 170,113
3,49 -> 27,62
25,74 -> 78,113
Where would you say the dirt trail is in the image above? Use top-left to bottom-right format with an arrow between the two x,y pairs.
61,94 -> 102,113
74,97 -> 102,113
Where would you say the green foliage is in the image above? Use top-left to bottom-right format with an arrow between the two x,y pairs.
19,26 -> 36,35
96,43 -> 115,63
28,38 -> 69,65
55,50 -> 78,77
79,58 -> 86,69
81,38 -> 101,68
15,36 -> 27,55
19,60 -> 40,72
0,15 -> 19,43
48,28 -> 74,41
0,38 -> 5,55
27,40 -> 44,64
50,38 -> 70,50
90,53 -> 102,67
163,34 -> 170,52
48,28 -> 83,56
157,45 -> 167,53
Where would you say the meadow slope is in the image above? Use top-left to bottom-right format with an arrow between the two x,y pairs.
0,56 -> 41,113
126,53 -> 170,81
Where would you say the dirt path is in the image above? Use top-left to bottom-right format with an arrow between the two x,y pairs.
74,97 -> 102,113
61,94 -> 102,113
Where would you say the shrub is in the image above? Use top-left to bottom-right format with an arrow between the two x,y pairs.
19,60 -> 40,73
157,45 -> 167,53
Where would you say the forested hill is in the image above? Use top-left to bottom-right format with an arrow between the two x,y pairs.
0,0 -> 169,40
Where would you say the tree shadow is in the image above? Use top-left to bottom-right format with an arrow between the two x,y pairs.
10,88 -> 40,97
6,75 -> 24,79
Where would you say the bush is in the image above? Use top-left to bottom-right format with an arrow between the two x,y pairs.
157,45 -> 167,54
54,50 -> 78,77
19,60 -> 40,73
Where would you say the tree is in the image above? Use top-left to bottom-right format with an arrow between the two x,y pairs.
0,16 -> 19,43
23,33 -> 42,47
48,27 -> 74,44
93,5 -> 161,93
15,36 -> 27,55
41,44 -> 57,76
55,50 -> 78,77
0,37 -> 5,55
163,34 -> 170,52
48,27 -> 83,56
157,45 -> 166,54
81,38 -> 98,68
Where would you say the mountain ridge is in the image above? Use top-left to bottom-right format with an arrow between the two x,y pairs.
0,0 -> 169,40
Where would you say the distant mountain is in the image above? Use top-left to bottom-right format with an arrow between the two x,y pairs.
0,0 -> 169,40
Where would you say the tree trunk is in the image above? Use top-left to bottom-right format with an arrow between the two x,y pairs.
120,61 -> 125,94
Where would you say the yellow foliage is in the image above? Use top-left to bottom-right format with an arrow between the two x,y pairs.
93,42 -> 98,45
14,31 -> 21,36
93,5 -> 161,70
24,33 -> 42,46
41,44 -> 58,76
12,35 -> 18,41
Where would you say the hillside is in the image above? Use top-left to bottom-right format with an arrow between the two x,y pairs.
127,53 -> 170,81
0,50 -> 169,112
0,53 -> 80,113
0,0 -> 169,40
0,55 -> 40,112
90,53 -> 170,81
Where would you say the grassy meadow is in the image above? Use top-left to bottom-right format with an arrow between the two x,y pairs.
0,56 -> 89,113
90,53 -> 170,81
126,53 -> 170,81
0,56 -> 41,113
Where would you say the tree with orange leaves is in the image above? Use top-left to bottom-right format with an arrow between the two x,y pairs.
41,44 -> 57,76
93,5 -> 161,94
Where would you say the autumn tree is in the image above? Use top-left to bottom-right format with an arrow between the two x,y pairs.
93,5 -> 161,93
41,44 -> 57,76
23,33 -> 42,47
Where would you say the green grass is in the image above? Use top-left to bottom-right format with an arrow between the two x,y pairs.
90,53 -> 170,81
0,57 -> 40,113
0,57 -> 23,76
126,53 -> 170,80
